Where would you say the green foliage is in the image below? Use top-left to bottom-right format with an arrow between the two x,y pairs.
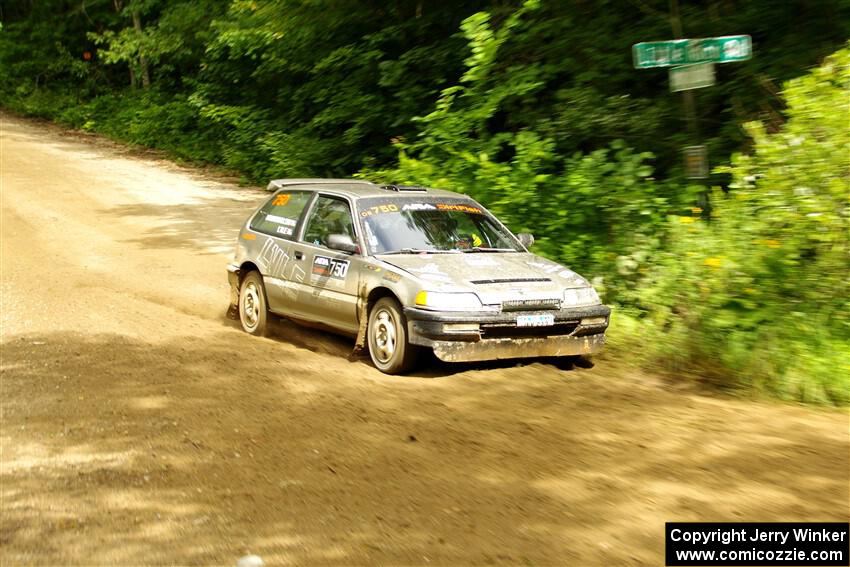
185,0 -> 484,176
90,1 -> 222,88
631,46 -> 850,404
3,0 -> 848,179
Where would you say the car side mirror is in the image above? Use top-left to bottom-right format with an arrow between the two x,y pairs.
327,233 -> 358,254
517,232 -> 535,248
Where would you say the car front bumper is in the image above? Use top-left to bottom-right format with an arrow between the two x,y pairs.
404,303 -> 611,363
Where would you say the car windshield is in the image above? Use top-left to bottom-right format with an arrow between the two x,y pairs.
357,197 -> 522,255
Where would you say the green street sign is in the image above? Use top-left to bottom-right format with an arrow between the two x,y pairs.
670,62 -> 715,92
633,35 -> 752,68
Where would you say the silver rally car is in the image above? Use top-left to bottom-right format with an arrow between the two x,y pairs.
227,179 -> 610,374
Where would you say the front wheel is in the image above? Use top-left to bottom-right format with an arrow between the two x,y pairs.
367,297 -> 420,374
239,271 -> 269,336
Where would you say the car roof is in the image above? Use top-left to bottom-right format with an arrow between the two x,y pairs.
266,178 -> 466,201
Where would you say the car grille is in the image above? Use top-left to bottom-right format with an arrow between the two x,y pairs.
480,321 -> 579,339
501,298 -> 561,311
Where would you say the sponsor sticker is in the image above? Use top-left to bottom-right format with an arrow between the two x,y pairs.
272,194 -> 291,206
436,203 -> 483,214
266,214 -> 297,227
359,204 -> 399,218
402,203 -> 437,211
276,226 -> 293,236
312,255 -> 350,280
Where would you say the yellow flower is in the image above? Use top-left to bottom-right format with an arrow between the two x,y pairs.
691,207 -> 703,214
765,239 -> 780,248
679,216 -> 695,224
744,288 -> 756,294
704,257 -> 723,268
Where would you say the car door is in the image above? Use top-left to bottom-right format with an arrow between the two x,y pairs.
293,194 -> 362,334
246,190 -> 314,316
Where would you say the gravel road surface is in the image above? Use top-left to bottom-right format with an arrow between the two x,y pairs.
2,113 -> 847,566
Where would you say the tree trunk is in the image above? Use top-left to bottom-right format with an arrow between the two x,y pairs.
131,9 -> 151,89
111,0 -> 136,87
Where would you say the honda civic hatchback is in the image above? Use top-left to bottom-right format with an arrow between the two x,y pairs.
227,179 -> 610,374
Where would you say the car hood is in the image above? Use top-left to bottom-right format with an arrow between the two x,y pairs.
377,252 -> 590,305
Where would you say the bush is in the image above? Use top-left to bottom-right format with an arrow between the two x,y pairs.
630,45 -> 850,404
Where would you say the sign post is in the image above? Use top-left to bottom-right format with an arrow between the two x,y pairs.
632,34 -> 752,179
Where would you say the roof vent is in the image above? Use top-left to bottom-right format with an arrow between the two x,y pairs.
380,184 -> 427,192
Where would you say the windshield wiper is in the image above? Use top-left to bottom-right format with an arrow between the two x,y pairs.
380,248 -> 461,255
462,247 -> 516,253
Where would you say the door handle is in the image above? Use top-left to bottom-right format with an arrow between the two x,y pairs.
294,251 -> 304,260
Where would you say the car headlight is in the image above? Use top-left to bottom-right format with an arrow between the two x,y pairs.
415,291 -> 483,311
563,287 -> 600,306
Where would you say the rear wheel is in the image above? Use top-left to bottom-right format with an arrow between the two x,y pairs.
239,271 -> 269,336
368,297 -> 419,374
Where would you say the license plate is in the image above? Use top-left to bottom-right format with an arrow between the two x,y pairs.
516,314 -> 555,327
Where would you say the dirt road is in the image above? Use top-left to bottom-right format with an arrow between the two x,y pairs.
1,113 -> 847,566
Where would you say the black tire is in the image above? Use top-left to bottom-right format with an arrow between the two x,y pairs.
367,297 -> 420,374
239,271 -> 269,336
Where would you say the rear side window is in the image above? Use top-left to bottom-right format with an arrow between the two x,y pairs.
250,191 -> 312,239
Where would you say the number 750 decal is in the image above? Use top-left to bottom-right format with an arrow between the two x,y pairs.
312,255 -> 350,280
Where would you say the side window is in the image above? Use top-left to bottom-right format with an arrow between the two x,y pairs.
303,196 -> 355,248
250,191 -> 312,240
